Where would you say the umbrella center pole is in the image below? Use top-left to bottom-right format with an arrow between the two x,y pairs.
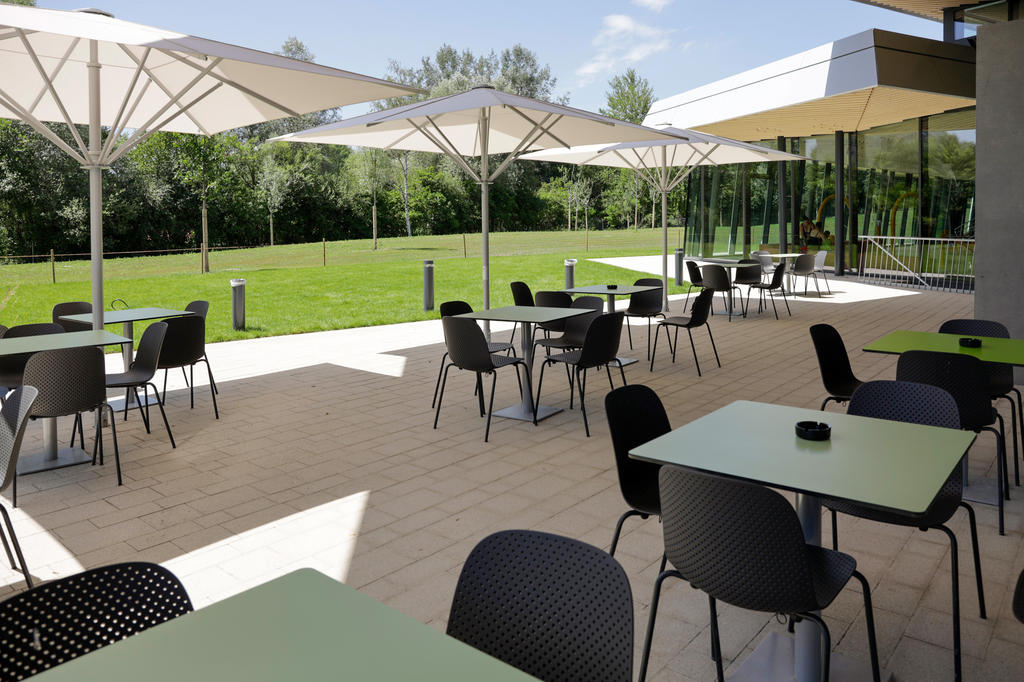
87,39 -> 105,332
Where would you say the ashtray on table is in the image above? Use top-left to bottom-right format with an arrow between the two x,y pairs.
795,421 -> 831,441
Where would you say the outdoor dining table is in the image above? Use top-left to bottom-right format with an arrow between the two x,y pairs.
0,330 -> 130,474
27,568 -> 539,682
630,399 -> 975,682
457,305 -> 589,422
563,284 -> 660,366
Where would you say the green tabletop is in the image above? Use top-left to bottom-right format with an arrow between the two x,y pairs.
29,568 -> 538,682
564,284 -> 659,295
864,329 -> 1024,366
58,307 -> 192,325
630,400 -> 975,515
458,305 -> 588,324
0,330 -> 129,357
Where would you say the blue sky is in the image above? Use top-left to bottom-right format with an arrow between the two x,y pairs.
43,0 -> 941,115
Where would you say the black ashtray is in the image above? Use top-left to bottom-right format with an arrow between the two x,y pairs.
796,421 -> 831,441
959,337 -> 982,348
607,284 -> 618,290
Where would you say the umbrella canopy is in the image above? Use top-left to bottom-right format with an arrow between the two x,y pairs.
520,126 -> 805,308
0,5 -> 419,328
274,85 -> 679,317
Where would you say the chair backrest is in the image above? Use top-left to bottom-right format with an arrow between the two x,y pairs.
130,322 -> 168,380
3,323 -> 66,339
1014,568 -> 1024,624
447,530 -> 633,682
659,465 -> 822,614
813,250 -> 828,269
792,252 -> 815,275
185,300 -> 210,319
685,260 -> 703,286
733,260 -> 762,285
686,288 -> 715,326
809,324 -> 859,396
439,300 -> 473,317
938,318 -> 1014,393
510,281 -> 534,307
0,325 -> 6,338
577,312 -> 624,368
767,262 -> 787,288
605,385 -> 670,515
441,316 -> 494,372
0,386 -> 38,494
535,291 -> 572,308
51,301 -> 92,332
0,562 -> 193,682
757,253 -> 774,270
895,350 -> 992,430
627,278 -> 663,314
571,295 -> 604,312
23,347 -> 106,418
700,264 -> 730,292
157,315 -> 206,369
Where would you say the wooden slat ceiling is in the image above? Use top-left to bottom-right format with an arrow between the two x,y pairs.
853,1 -> 950,21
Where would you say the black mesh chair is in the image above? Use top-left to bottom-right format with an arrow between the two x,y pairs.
755,251 -> 774,279
24,347 -> 122,486
0,386 -> 38,588
535,295 -> 602,356
534,312 -> 625,437
535,290 -> 573,340
509,281 -> 534,345
825,380 -> 983,682
639,466 -> 880,682
434,316 -> 526,442
700,264 -> 739,321
0,323 -> 66,390
1014,569 -> 1024,623
624,278 -> 665,360
939,318 -> 1022,486
431,301 -> 517,409
604,385 -> 669,564
105,322 -> 175,449
683,260 -> 706,312
184,300 -> 209,319
792,252 -> 821,296
51,301 -> 92,332
448,530 -> 633,682
0,562 -> 193,682
649,288 -> 719,375
748,262 -> 791,319
810,324 -> 864,410
158,315 -> 218,419
732,259 -> 762,315
897,350 -> 1010,535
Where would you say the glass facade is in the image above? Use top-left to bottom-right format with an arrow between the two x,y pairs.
679,107 -> 977,272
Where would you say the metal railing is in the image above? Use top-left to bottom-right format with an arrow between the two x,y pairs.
855,236 -> 975,294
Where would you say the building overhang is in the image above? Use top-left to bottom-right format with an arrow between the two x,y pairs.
643,29 -> 975,141
852,1 -> 947,22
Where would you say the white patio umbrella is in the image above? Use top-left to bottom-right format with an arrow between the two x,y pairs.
0,5 -> 419,329
273,85 -> 679,318
521,126 -> 805,309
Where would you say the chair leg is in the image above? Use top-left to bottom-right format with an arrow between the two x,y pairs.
483,372 -> 497,443
687,328 -> 701,377
936,525 -> 962,682
0,504 -> 32,588
616,359 -> 627,386
781,287 -> 791,315
768,289 -> 779,320
123,388 -> 131,421
206,354 -> 219,395
626,318 -> 634,350
671,327 -> 679,362
831,508 -> 839,550
533,362 -> 547,425
709,596 -> 725,681
999,395 -> 1019,488
650,324 -> 662,372
182,365 -> 190,388
104,403 -> 122,485
132,387 -> 151,433
646,316 -> 652,360
433,364 -> 453,429
993,415 -> 1010,501
958,502 -> 986,619
189,364 -> 195,409
431,352 -> 448,408
1013,387 -> 1024,486
475,372 -> 485,418
605,364 -> 614,390
706,324 -> 721,368
148,382 -> 176,449
851,569 -> 881,682
162,368 -> 168,402
822,269 -> 831,294
638,569 -> 685,682
509,322 -> 517,347
199,359 -> 219,419
578,368 -> 590,437
609,509 -> 647,556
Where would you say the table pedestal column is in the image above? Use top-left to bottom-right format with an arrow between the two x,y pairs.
493,320 -> 561,422
17,415 -> 93,475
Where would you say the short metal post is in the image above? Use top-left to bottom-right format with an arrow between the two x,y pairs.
50,249 -> 55,283
423,260 -> 434,311
675,248 -> 685,285
564,258 -> 577,289
231,278 -> 246,330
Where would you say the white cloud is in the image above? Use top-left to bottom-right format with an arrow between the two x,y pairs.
575,14 -> 672,86
632,0 -> 673,11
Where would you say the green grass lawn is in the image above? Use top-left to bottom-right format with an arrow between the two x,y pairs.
1,228 -> 695,345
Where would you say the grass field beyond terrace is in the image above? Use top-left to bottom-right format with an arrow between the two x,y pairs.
1,228 -> 693,345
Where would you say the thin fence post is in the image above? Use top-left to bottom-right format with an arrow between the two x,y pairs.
322,238 -> 326,266
463,233 -> 467,258
50,248 -> 55,283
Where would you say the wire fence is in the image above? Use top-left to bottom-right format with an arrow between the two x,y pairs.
855,236 -> 975,294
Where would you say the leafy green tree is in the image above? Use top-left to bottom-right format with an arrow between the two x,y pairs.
349,148 -> 393,249
600,68 -> 655,124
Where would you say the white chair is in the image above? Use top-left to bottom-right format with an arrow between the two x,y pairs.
813,250 -> 832,294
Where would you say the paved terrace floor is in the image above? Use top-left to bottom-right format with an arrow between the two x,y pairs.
2,272 -> 1022,681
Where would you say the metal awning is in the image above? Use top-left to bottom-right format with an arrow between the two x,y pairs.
643,29 -> 975,141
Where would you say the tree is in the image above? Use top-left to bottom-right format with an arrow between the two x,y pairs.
350,148 -> 392,249
600,68 -> 655,125
257,151 -> 291,246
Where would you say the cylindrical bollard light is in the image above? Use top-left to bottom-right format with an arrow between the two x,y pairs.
675,249 -> 685,285
423,260 -> 434,311
230,278 -> 246,330
564,258 -> 577,290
